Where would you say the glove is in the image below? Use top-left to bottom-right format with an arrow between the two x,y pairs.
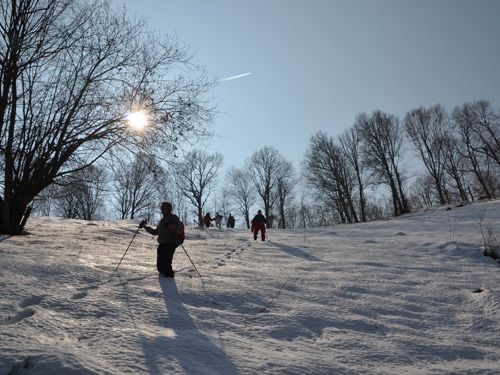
139,219 -> 147,228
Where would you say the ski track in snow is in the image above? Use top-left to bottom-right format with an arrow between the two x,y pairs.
1,201 -> 500,374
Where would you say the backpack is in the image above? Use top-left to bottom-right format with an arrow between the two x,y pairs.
164,215 -> 185,246
177,221 -> 185,245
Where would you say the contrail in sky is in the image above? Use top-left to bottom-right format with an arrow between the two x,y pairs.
220,72 -> 252,82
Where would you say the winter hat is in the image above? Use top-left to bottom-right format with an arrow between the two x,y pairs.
161,201 -> 173,212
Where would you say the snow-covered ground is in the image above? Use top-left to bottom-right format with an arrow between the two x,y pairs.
1,200 -> 500,374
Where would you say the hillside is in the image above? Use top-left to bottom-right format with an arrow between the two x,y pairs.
1,200 -> 500,374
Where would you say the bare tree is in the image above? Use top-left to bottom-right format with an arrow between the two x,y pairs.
404,105 -> 451,204
275,159 -> 296,228
225,167 -> 256,229
55,165 -> 107,220
339,127 -> 367,222
442,135 -> 470,202
303,131 -> 359,224
462,100 -> 500,168
247,146 -> 291,228
356,111 -> 410,216
0,0 -> 215,234
453,103 -> 496,199
174,149 -> 223,226
31,183 -> 59,217
110,153 -> 163,220
409,175 -> 436,208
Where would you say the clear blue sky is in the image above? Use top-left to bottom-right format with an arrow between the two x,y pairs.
116,0 -> 500,173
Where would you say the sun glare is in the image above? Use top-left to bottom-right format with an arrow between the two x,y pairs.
127,110 -> 148,131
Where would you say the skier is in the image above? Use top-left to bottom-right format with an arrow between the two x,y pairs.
251,210 -> 267,241
227,213 -> 235,228
140,201 -> 182,278
203,212 -> 213,228
214,212 -> 223,229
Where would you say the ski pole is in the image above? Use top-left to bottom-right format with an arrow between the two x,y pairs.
179,243 -> 203,279
166,224 -> 202,279
116,225 -> 141,271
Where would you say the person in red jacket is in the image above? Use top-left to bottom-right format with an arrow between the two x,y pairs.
203,212 -> 213,228
251,210 -> 267,241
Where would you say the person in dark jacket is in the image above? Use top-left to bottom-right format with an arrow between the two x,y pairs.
251,210 -> 267,241
227,213 -> 235,228
140,201 -> 182,277
203,212 -> 213,228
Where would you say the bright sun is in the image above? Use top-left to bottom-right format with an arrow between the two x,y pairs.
127,110 -> 148,131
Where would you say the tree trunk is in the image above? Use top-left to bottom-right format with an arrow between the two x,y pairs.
0,198 -> 32,235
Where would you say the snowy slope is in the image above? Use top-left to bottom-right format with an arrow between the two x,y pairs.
1,200 -> 500,374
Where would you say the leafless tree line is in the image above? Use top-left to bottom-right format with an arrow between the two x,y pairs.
31,145 -> 296,230
303,100 -> 500,225
32,100 -> 500,230
406,101 -> 500,205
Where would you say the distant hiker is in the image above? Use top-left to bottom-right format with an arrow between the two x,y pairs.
215,212 -> 223,229
203,212 -> 213,228
251,210 -> 267,241
140,201 -> 182,278
227,213 -> 235,228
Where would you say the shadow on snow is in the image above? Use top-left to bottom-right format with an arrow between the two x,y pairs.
270,241 -> 326,262
141,278 -> 240,375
